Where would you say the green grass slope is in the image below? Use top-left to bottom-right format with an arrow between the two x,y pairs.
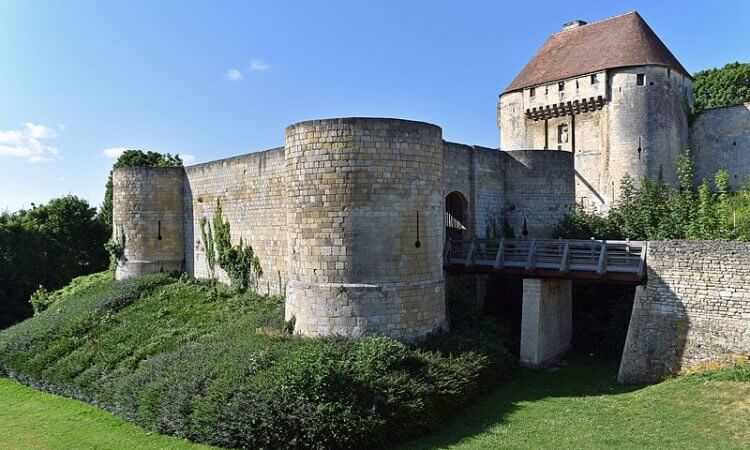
0,272 -> 511,449
0,377 -> 214,450
403,357 -> 750,450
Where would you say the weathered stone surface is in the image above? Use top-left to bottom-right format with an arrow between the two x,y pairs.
113,167 -> 185,279
619,241 -> 750,383
284,118 -> 447,341
520,278 -> 572,368
692,102 -> 750,191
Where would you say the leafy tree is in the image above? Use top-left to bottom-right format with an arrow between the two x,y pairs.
98,150 -> 183,232
693,62 -> 750,111
0,196 -> 108,327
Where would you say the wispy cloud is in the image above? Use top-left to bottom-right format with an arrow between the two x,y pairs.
102,146 -> 128,158
249,59 -> 271,72
225,68 -> 244,81
180,153 -> 196,165
0,122 -> 60,163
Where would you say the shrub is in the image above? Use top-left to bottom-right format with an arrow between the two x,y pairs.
0,272 -> 511,449
554,151 -> 750,242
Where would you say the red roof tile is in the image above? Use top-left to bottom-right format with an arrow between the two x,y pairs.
503,12 -> 691,94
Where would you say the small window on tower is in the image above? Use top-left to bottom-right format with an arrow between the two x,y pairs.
529,87 -> 535,97
667,69 -> 671,78
591,74 -> 598,84
558,81 -> 565,91
637,74 -> 645,86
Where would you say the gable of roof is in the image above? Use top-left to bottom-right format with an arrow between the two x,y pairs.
503,11 -> 691,94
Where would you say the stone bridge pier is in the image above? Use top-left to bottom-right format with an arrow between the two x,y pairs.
520,278 -> 572,368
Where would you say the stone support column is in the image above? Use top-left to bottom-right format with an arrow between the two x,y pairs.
520,278 -> 572,367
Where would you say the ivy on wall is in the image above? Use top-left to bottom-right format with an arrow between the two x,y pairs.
200,199 -> 263,292
104,225 -> 127,269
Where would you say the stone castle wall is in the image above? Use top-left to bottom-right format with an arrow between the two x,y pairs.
113,167 -> 185,279
112,116 -> 578,340
619,241 -> 750,383
183,148 -> 288,295
691,103 -> 750,190
284,118 -> 447,340
503,150 -> 575,238
443,143 -> 508,238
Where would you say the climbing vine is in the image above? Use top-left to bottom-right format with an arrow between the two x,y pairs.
484,212 -> 515,239
201,199 -> 263,292
199,216 -> 216,279
104,225 -> 127,269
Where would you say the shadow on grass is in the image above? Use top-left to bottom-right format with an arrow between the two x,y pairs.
401,353 -> 647,450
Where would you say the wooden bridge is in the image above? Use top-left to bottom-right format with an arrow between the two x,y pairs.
444,238 -> 647,283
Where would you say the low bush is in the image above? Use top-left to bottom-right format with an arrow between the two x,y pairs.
0,272 -> 511,449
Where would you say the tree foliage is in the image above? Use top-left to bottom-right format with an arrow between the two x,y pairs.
554,151 -> 750,241
0,196 -> 109,327
97,150 -> 183,232
693,62 -> 750,111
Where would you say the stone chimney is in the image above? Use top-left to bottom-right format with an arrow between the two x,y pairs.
562,20 -> 587,30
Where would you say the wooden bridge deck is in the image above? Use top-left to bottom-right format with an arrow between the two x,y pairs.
444,238 -> 647,283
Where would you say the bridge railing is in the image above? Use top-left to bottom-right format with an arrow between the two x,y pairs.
444,238 -> 647,279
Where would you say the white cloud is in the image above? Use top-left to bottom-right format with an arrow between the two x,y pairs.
0,122 -> 60,163
249,59 -> 271,72
180,153 -> 196,165
102,146 -> 128,158
226,68 -> 244,81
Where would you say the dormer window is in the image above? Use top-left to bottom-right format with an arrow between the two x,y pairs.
529,87 -> 535,97
591,74 -> 598,84
558,81 -> 565,91
637,73 -> 645,86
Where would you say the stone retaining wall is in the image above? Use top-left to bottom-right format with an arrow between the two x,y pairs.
619,240 -> 750,383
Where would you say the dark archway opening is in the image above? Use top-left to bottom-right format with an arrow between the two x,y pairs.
445,191 -> 469,241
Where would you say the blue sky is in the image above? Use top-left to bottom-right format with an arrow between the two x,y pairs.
0,0 -> 748,212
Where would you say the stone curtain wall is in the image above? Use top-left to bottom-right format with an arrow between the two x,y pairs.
503,150 -> 575,238
619,241 -> 750,383
692,103 -> 750,191
184,148 -> 288,295
284,118 -> 446,341
113,167 -> 185,279
442,143 -> 507,238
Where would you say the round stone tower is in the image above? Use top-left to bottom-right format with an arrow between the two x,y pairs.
112,167 -> 185,280
606,66 -> 692,197
284,118 -> 446,341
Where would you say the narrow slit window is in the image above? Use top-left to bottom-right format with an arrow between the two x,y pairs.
591,74 -> 598,84
636,73 -> 645,86
558,81 -> 565,91
529,87 -> 535,97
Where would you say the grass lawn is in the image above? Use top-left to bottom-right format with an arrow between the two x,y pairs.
403,355 -> 750,450
0,377 -> 213,450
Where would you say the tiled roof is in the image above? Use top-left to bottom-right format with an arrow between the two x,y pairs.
503,12 -> 691,93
